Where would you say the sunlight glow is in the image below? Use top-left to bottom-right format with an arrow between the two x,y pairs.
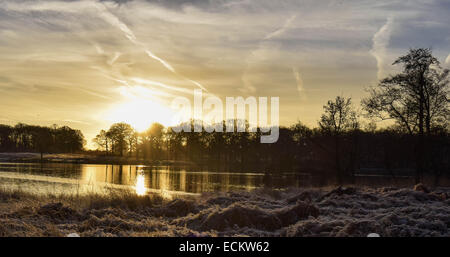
135,170 -> 147,196
105,85 -> 177,132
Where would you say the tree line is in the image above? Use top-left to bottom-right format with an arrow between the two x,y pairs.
0,123 -> 85,158
93,49 -> 449,184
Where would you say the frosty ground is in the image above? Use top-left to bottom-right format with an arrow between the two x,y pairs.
0,185 -> 449,237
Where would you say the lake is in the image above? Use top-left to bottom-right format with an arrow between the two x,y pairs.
0,162 -> 310,198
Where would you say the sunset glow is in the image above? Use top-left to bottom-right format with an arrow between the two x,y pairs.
0,0 -> 449,146
105,85 -> 177,132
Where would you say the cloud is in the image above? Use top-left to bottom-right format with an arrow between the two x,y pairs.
241,14 -> 297,94
370,17 -> 394,80
0,0 -> 207,91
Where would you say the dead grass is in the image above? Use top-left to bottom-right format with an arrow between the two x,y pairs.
0,185 -> 448,237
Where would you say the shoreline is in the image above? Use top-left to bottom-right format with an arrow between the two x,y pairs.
0,152 -> 194,166
0,185 -> 448,237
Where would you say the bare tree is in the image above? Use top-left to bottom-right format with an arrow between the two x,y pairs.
363,49 -> 449,134
319,96 -> 359,184
362,48 -> 449,182
319,96 -> 359,134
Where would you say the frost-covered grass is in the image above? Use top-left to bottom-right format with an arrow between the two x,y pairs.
0,185 -> 448,237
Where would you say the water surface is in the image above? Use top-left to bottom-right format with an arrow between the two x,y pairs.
0,162 -> 307,197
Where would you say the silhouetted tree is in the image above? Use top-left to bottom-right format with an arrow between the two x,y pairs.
0,123 -> 84,154
147,123 -> 165,160
0,125 -> 13,151
31,126 -> 53,160
319,96 -> 359,184
128,131 -> 139,157
107,123 -> 134,156
93,130 -> 109,153
362,48 -> 449,182
53,126 -> 85,153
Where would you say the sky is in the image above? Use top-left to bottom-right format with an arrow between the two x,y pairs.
0,0 -> 449,148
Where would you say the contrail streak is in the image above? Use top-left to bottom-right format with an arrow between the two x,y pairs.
131,78 -> 193,95
264,15 -> 297,40
292,67 -> 305,99
94,2 -> 207,91
241,14 -> 296,93
144,50 -> 176,73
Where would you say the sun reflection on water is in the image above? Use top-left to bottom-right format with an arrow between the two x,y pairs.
135,170 -> 147,196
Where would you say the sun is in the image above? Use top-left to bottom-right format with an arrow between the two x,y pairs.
107,99 -> 176,132
105,86 -> 177,132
